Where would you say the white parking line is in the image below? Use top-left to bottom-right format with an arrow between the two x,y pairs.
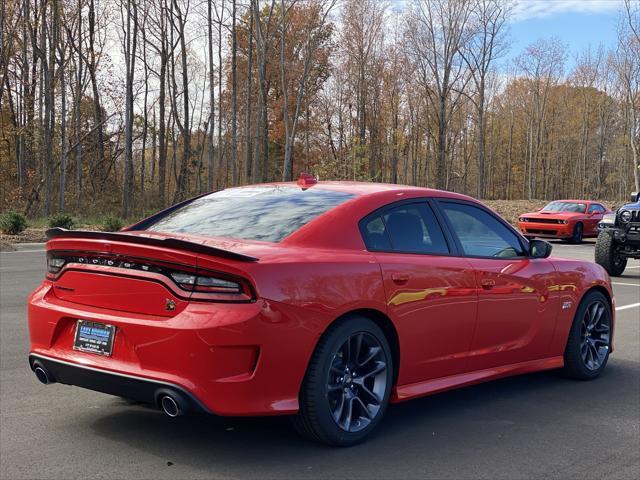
0,249 -> 45,253
616,303 -> 640,312
612,282 -> 640,287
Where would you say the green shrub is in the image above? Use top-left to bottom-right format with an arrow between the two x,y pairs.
101,215 -> 124,232
0,211 -> 28,235
48,213 -> 75,230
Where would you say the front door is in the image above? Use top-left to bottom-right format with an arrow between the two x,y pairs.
436,200 -> 560,371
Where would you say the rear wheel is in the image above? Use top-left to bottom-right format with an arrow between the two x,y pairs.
595,231 -> 627,276
292,316 -> 393,446
562,290 -> 612,380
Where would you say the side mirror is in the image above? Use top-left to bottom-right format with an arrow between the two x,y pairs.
529,239 -> 552,258
631,192 -> 640,203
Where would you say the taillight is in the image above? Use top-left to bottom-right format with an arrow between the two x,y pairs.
46,257 -> 66,276
170,272 -> 242,293
45,251 -> 255,302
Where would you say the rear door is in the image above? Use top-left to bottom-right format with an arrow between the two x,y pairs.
435,200 -> 559,371
360,200 -> 477,385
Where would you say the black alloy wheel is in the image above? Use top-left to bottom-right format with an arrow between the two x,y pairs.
327,332 -> 388,432
579,300 -> 611,371
293,316 -> 393,446
563,290 -> 612,379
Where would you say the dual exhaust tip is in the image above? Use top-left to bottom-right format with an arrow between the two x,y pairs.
159,394 -> 184,417
32,363 -> 187,418
34,365 -> 54,385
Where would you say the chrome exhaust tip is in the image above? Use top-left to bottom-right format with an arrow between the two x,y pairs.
160,394 -> 182,417
34,366 -> 53,385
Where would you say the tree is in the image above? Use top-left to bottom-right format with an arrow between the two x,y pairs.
280,0 -> 336,181
516,38 -> 566,198
121,0 -> 138,217
407,0 -> 474,190
618,0 -> 640,192
463,0 -> 510,198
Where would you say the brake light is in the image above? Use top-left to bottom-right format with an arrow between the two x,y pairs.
297,172 -> 317,189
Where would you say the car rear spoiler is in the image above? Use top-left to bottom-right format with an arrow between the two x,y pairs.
45,228 -> 259,262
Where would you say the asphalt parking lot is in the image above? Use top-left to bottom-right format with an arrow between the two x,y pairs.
1,242 -> 638,479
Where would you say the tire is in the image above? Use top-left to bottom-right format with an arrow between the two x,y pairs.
562,290 -> 612,380
292,316 -> 393,446
595,231 -> 627,276
570,222 -> 583,244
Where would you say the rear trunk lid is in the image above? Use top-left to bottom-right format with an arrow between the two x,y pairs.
45,229 -> 261,316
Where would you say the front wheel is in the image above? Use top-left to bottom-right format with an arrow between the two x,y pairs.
292,316 -> 393,446
595,231 -> 627,276
570,222 -> 583,244
562,290 -> 612,380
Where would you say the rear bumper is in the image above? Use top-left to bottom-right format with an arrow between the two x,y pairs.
28,282 -> 324,416
29,353 -> 209,413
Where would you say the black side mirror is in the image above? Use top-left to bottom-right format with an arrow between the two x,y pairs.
631,192 -> 640,203
529,239 -> 552,258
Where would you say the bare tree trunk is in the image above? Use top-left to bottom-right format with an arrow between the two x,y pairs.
216,0 -> 225,186
121,0 -> 138,218
244,9 -> 254,182
231,0 -> 238,184
251,0 -> 274,183
73,0 -> 83,208
171,0 -> 192,202
57,13 -> 68,212
88,0 -> 105,172
141,18 -> 149,210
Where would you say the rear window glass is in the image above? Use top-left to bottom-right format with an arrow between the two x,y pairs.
146,186 -> 355,242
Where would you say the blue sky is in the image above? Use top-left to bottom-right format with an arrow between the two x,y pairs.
506,0 -> 623,71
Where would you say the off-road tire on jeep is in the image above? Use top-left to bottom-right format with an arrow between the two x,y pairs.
595,231 -> 627,276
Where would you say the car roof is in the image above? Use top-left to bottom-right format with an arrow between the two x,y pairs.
246,180 -> 473,200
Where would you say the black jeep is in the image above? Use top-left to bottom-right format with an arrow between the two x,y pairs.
595,191 -> 640,276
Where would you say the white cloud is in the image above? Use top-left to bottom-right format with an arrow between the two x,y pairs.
512,0 -> 623,22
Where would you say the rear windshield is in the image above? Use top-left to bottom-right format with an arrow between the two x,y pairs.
146,186 -> 355,242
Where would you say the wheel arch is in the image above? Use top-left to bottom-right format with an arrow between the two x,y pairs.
582,285 -> 612,307
313,308 -> 401,387
579,285 -> 615,352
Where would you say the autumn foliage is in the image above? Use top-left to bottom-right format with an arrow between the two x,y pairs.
1,0 -> 639,220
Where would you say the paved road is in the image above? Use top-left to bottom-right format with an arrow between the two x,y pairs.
1,242 -> 638,479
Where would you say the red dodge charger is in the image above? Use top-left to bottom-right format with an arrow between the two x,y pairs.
28,180 -> 614,445
517,200 -> 610,244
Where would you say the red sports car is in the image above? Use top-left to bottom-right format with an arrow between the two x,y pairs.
28,180 -> 614,446
517,200 -> 610,243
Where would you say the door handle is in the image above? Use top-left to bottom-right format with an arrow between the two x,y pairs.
480,278 -> 495,290
391,273 -> 410,284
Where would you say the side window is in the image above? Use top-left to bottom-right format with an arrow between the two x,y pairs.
360,203 -> 449,254
588,204 -> 605,214
361,215 -> 392,251
440,202 -> 525,258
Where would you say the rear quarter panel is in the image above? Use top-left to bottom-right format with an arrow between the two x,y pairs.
197,249 -> 388,409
